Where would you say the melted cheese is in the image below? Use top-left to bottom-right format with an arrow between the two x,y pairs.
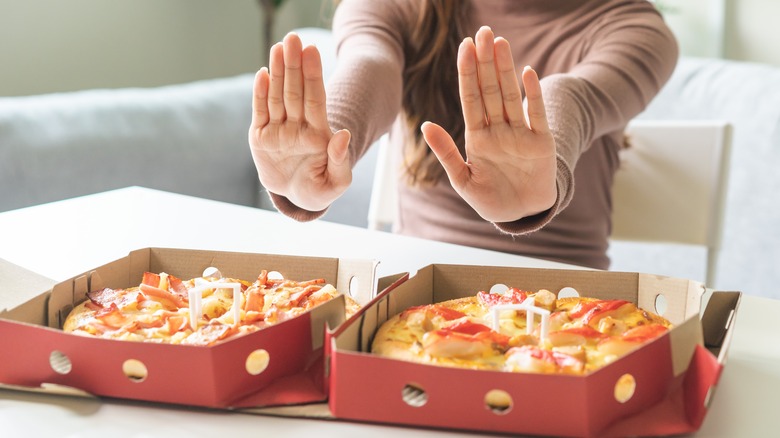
372,290 -> 672,375
63,273 -> 356,346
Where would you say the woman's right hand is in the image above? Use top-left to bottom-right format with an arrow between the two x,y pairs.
249,32 -> 352,212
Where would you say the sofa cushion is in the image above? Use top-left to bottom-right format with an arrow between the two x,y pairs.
613,57 -> 780,297
0,74 -> 258,212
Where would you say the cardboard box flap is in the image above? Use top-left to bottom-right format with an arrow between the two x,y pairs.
701,291 -> 741,362
637,274 -> 705,325
0,258 -> 56,314
333,258 -> 378,305
669,310 -> 705,376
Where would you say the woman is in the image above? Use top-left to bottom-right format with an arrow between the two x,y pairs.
249,0 -> 678,269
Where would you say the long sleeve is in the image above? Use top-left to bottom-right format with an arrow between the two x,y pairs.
494,2 -> 678,235
267,0 -> 412,221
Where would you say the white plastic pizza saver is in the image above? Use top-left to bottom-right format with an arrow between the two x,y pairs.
187,281 -> 243,329
490,297 -> 551,344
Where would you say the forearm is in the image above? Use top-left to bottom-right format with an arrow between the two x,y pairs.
328,0 -> 407,164
494,9 -> 678,236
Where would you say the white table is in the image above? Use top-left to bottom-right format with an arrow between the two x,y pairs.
1,187 -> 778,437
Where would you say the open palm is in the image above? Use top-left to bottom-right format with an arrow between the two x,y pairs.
249,32 -> 351,212
422,26 -> 557,223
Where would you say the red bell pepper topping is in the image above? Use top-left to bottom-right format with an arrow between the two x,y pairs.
434,320 -> 511,347
569,299 -> 631,324
552,326 -> 608,339
621,324 -> 669,343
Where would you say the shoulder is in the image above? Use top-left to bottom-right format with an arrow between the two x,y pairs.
333,0 -> 419,38
585,0 -> 677,47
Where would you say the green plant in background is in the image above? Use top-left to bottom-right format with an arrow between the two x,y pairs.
258,0 -> 287,61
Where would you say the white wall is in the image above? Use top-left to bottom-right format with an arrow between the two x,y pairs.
2,0 -> 778,97
0,0 -> 329,97
724,0 -> 780,66
660,0 -> 780,66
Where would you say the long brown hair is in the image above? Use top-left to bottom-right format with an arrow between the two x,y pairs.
402,0 -> 471,187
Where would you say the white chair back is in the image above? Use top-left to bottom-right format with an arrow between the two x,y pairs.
367,134 -> 396,231
366,120 -> 733,287
611,120 -> 732,287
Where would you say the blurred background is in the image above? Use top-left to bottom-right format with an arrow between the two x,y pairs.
0,0 -> 778,96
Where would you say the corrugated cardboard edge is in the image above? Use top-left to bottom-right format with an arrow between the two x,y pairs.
0,258 -> 57,320
701,291 -> 741,364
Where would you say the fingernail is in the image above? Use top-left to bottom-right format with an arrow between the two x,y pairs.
524,65 -> 533,72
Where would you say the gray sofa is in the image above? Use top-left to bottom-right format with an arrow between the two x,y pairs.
2,27 -> 779,299
631,57 -> 780,299
0,74 -> 261,211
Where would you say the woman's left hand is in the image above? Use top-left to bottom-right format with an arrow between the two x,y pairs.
422,26 -> 557,223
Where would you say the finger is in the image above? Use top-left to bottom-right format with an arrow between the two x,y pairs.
301,45 -> 329,130
268,42 -> 286,122
494,37 -> 526,129
421,121 -> 469,189
474,26 -> 504,125
283,33 -> 304,122
251,67 -> 270,129
326,129 -> 353,186
522,66 -> 550,134
457,38 -> 486,131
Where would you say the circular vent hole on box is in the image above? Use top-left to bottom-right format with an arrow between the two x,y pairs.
558,287 -> 580,299
614,373 -> 636,403
484,389 -> 513,415
122,359 -> 148,383
401,383 -> 428,407
245,349 -> 271,376
49,351 -> 72,375
654,293 -> 669,316
202,266 -> 222,278
489,284 -> 509,294
348,275 -> 359,298
267,271 -> 284,281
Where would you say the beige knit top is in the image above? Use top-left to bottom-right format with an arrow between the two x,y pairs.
269,0 -> 678,269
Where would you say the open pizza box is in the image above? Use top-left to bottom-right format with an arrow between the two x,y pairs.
326,264 -> 741,438
0,247 -> 377,409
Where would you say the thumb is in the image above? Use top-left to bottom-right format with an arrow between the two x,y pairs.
422,122 -> 469,188
327,129 -> 353,185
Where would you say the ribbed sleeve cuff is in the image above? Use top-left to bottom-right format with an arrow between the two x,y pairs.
267,192 -> 329,222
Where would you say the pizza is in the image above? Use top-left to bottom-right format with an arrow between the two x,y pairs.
371,287 -> 672,374
63,269 -> 360,346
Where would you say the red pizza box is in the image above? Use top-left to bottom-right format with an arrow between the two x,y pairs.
327,264 -> 740,438
0,247 -> 377,409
